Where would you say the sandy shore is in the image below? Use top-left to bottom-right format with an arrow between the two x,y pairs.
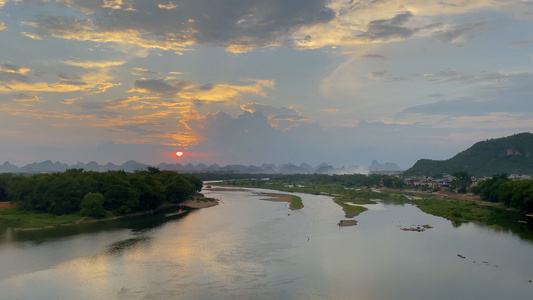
181,199 -> 219,209
204,187 -> 249,192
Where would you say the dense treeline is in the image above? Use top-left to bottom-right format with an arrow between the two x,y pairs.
0,168 -> 202,217
269,173 -> 405,189
186,172 -> 272,181
473,174 -> 533,213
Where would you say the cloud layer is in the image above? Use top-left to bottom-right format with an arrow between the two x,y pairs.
0,0 -> 532,168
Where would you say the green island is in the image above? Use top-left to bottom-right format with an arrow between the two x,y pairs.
0,168 -> 216,229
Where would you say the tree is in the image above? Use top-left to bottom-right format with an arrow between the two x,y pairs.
130,172 -> 165,210
100,171 -> 139,214
0,173 -> 14,202
80,192 -> 108,218
450,171 -> 472,193
477,174 -> 510,202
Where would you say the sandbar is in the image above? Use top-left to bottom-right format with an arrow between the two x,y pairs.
181,199 -> 219,209
254,192 -> 304,210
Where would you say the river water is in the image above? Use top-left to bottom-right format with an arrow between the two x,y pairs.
1,187 -> 532,300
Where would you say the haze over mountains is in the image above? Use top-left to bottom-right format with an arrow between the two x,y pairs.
0,160 -> 401,175
4,132 -> 531,176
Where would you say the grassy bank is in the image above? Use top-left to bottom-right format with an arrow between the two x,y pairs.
0,208 -> 89,229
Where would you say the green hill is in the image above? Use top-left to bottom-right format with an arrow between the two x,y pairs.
404,132 -> 533,177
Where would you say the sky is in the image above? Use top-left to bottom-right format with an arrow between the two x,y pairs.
0,0 -> 532,170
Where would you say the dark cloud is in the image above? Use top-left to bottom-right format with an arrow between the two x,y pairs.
271,114 -> 304,121
433,21 -> 489,43
509,38 -> 533,48
75,100 -> 110,110
240,102 -> 305,129
56,73 -> 86,86
29,0 -> 335,51
57,73 -> 80,80
0,63 -> 26,73
60,80 -> 87,86
185,110 -> 329,164
115,125 -> 162,136
359,54 -> 386,59
368,71 -> 386,79
0,72 -> 28,83
198,84 -> 214,91
357,12 -> 418,41
427,93 -> 445,97
424,70 -> 504,85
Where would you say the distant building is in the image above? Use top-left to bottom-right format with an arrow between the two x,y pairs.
369,170 -> 403,176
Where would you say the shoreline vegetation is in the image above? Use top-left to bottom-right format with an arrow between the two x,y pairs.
0,194 -> 218,231
216,178 -> 532,229
0,168 -> 217,230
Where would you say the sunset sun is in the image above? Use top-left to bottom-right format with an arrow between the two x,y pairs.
176,151 -> 184,157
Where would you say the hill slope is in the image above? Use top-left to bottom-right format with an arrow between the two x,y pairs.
404,132 -> 533,177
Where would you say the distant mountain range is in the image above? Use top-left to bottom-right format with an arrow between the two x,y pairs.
6,132 -> 530,177
0,160 -> 398,175
368,160 -> 402,172
404,132 -> 533,177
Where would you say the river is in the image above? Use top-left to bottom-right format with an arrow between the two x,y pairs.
1,187 -> 532,299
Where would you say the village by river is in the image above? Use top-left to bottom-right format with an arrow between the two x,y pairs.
1,186 -> 533,299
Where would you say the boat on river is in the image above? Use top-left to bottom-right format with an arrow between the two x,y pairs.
165,207 -> 186,217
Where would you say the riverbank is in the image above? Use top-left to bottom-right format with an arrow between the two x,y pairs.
0,196 -> 219,230
181,198 -> 219,209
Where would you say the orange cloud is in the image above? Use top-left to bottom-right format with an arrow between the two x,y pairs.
103,0 -> 136,11
158,2 -> 178,10
171,131 -> 204,145
61,97 -> 83,105
63,60 -> 126,69
129,78 -> 274,102
24,19 -> 194,52
12,94 -> 41,103
0,81 -> 85,93
0,67 -> 119,94
0,63 -> 30,74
